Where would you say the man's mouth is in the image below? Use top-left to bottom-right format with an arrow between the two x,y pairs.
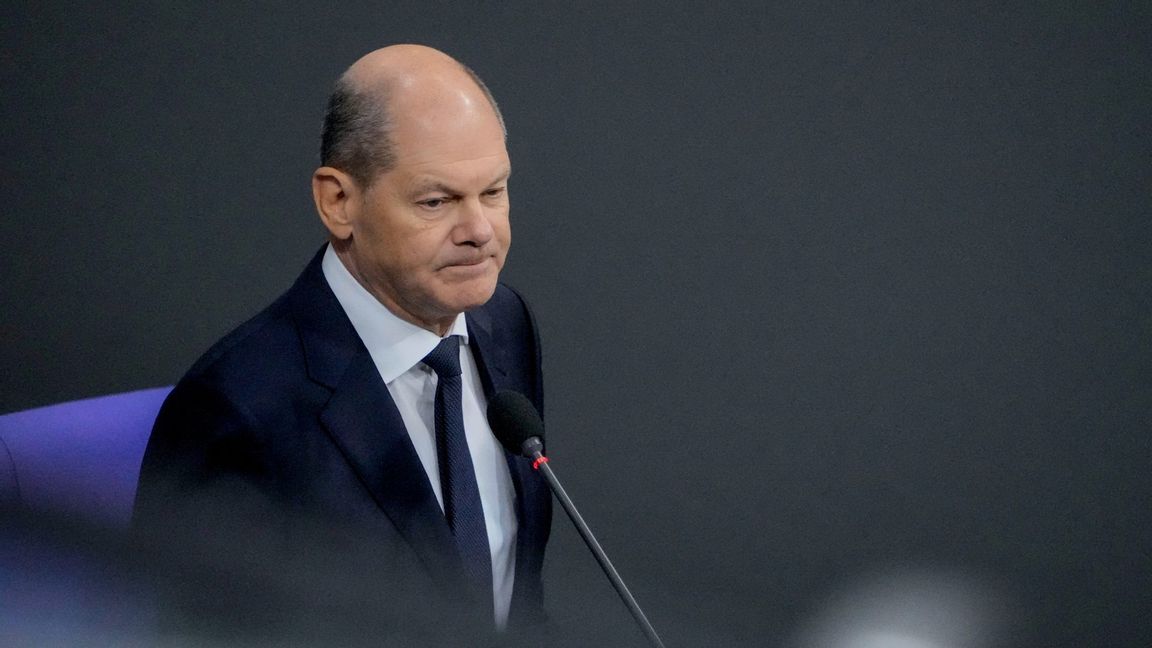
443,255 -> 489,267
441,256 -> 492,271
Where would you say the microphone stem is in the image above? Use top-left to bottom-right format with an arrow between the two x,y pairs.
534,454 -> 666,648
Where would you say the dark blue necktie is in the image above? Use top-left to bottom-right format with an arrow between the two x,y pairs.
422,336 -> 493,613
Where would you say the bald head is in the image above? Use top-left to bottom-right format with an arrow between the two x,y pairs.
320,45 -> 505,189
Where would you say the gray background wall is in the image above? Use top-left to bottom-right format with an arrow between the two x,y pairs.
3,2 -> 1149,646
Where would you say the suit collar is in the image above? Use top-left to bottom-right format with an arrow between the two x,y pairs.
321,244 -> 471,383
465,303 -> 510,398
292,244 -> 512,396
289,247 -> 362,390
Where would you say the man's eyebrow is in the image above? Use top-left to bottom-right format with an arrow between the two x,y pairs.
410,179 -> 458,195
410,168 -> 512,195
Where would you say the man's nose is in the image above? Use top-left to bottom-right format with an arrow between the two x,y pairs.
453,196 -> 495,246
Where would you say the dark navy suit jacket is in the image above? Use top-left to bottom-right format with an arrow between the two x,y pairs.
133,249 -> 550,643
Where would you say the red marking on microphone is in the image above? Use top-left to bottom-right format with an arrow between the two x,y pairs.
533,456 -> 549,470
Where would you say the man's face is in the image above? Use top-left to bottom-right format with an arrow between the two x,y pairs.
341,100 -> 511,331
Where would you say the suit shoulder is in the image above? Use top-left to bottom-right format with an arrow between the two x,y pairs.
180,291 -> 303,396
485,282 -> 537,327
186,293 -> 295,372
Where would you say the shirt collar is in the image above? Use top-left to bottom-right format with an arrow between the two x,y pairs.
321,243 -> 469,384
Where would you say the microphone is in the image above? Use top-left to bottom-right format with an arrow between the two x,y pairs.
487,391 -> 666,648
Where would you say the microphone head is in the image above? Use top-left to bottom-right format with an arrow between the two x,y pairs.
487,390 -> 545,457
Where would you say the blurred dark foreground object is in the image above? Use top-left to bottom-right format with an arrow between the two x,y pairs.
1,503 -> 555,647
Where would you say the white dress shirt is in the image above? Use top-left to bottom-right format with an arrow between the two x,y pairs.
321,245 -> 517,627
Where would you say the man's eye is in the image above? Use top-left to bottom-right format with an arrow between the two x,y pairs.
484,187 -> 506,198
418,198 -> 448,209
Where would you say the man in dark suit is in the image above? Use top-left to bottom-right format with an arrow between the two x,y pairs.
133,45 -> 550,646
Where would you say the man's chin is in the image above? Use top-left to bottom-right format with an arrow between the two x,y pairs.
440,278 -> 499,314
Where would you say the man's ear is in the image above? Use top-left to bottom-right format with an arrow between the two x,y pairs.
312,166 -> 360,240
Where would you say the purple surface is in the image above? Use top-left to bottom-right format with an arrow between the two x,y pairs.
0,386 -> 172,528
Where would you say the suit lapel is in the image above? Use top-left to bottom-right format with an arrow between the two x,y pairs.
290,250 -> 464,588
468,307 -> 550,619
318,352 -> 465,587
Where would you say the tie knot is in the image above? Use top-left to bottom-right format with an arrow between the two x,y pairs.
422,335 -> 462,378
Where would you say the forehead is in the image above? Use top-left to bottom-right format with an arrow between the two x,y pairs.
387,106 -> 509,186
